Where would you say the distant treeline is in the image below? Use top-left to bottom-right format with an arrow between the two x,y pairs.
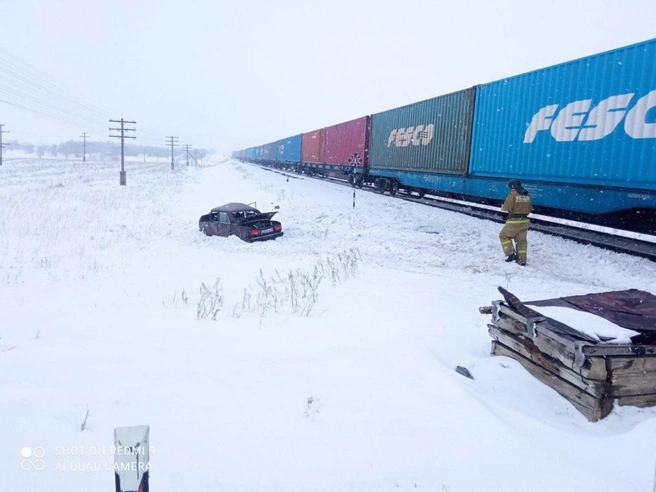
7,139 -> 212,161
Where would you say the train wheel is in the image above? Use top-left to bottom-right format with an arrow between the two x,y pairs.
390,180 -> 399,196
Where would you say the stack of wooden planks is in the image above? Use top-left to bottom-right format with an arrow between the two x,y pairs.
483,287 -> 656,421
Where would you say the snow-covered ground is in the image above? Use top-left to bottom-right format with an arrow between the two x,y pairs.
2,156 -> 656,491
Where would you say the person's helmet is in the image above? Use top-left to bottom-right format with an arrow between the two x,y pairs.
508,178 -> 529,195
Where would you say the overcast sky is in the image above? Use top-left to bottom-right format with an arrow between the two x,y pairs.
0,0 -> 655,152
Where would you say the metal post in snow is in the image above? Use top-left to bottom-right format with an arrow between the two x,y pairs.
349,153 -> 362,209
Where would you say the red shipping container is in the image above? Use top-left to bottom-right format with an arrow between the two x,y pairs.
324,116 -> 369,168
301,129 -> 325,164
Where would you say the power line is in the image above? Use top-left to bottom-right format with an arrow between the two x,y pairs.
0,63 -> 110,123
0,51 -> 114,133
0,95 -> 107,134
0,47 -> 167,146
0,47 -> 114,116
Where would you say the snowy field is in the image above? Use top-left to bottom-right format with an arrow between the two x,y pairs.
2,156 -> 656,491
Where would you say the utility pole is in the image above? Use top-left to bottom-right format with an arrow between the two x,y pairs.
183,144 -> 192,167
0,124 -> 9,166
109,119 -> 136,186
143,146 -> 146,163
166,136 -> 179,170
80,132 -> 88,162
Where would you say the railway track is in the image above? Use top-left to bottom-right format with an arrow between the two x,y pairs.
398,194 -> 656,261
256,164 -> 656,262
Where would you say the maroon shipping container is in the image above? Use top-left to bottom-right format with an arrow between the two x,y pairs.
324,116 -> 369,167
301,129 -> 325,164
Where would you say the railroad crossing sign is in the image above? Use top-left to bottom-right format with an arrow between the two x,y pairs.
348,153 -> 362,166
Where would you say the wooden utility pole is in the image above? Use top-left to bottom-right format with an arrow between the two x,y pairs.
166,136 -> 179,170
109,119 -> 136,186
80,132 -> 88,162
0,124 -> 9,166
183,144 -> 192,167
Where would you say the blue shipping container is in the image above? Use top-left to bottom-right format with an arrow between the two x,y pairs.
470,38 -> 656,191
263,142 -> 277,162
276,135 -> 302,163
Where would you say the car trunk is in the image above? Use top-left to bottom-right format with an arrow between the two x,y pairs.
238,212 -> 277,227
249,220 -> 275,230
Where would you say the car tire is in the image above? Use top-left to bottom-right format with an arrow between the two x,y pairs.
202,225 -> 210,236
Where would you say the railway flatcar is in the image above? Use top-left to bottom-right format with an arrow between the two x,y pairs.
236,37 -> 656,234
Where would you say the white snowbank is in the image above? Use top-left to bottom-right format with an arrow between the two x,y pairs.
1,158 -> 656,491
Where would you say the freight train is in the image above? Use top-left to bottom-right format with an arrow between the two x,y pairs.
233,38 -> 656,235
